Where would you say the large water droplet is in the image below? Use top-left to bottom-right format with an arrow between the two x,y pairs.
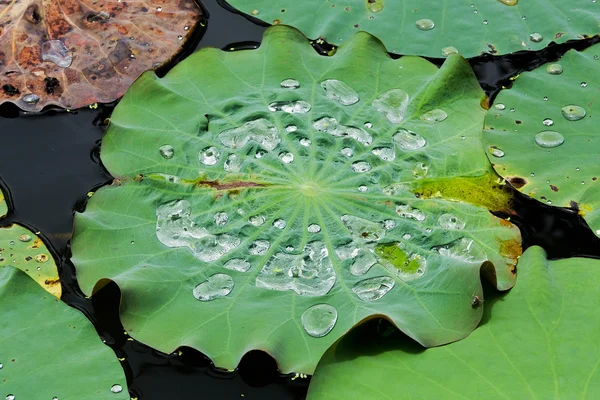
546,63 -> 563,75
561,105 -> 586,121
396,204 -> 425,221
393,128 -> 426,150
375,243 -> 426,281
110,384 -> 123,393
18,234 -> 31,242
372,147 -> 395,161
42,40 -> 73,68
341,147 -> 354,157
249,240 -> 270,255
372,89 -> 409,124
442,46 -> 458,56
279,152 -> 294,164
159,145 -> 174,159
416,18 -> 435,30
529,33 -> 543,43
438,213 -> 466,230
366,0 -> 384,12
341,214 -> 385,241
488,146 -> 505,157
497,0 -> 518,5
494,103 -> 506,110
249,215 -> 265,226
193,273 -> 234,301
214,212 -> 228,226
22,94 -> 40,104
320,79 -> 359,106
286,124 -> 298,133
223,258 -> 251,272
156,200 -> 240,262
256,241 -> 336,296
420,109 -> 447,123
199,146 -> 220,165
352,276 -> 395,301
220,119 -> 280,151
535,130 -> 565,148
308,224 -> 321,233
351,161 -> 372,173
273,219 -> 287,229
336,243 -> 377,276
268,100 -> 311,114
224,154 -> 242,172
301,304 -> 338,337
434,238 -> 486,263
313,117 -> 372,146
281,78 -> 300,89
6,395 -> 15,400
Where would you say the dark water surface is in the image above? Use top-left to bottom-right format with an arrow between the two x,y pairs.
0,0 -> 598,399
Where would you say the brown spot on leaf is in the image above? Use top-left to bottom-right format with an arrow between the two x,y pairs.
506,176 -> 527,189
498,237 -> 522,269
569,200 -> 579,211
550,184 -> 559,192
44,278 -> 60,287
196,179 -> 266,191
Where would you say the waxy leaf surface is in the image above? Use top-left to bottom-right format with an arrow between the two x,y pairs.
226,0 -> 599,58
484,43 -> 600,237
72,26 -> 520,374
309,246 -> 600,400
0,0 -> 202,111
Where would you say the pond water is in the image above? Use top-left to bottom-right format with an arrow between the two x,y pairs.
0,0 -> 597,399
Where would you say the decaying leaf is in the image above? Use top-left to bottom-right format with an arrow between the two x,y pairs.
0,0 -> 203,111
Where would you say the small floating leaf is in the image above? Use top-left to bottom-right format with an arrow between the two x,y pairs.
72,26 -> 521,374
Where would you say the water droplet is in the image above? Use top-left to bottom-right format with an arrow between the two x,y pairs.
6,395 -> 15,400
0,363 -> 3,369
402,233 -> 412,240
510,108 -> 515,112
497,0 -> 518,4
375,243 -> 427,281
420,109 -> 447,123
364,122 -> 373,128
535,131 -> 565,148
372,89 -> 409,124
396,204 -> 425,221
256,241 -> 336,296
223,258 -> 251,272
382,220 -> 396,230
393,128 -> 426,150
159,145 -> 174,159
248,215 -> 265,226
351,161 -> 372,173
541,118 -> 554,126
366,0 -> 384,12
488,146 -> 505,157
279,152 -> 294,164
301,304 -> 338,337
281,79 -> 300,89
442,46 -> 458,56
220,119 -> 280,151
308,224 -> 321,233
576,167 -> 580,171
18,234 -> 31,242
494,103 -> 506,110
416,18 -> 435,31
110,384 -> 123,393
42,40 -> 73,68
483,20 -> 488,24
529,33 -> 543,42
286,245 -> 295,252
412,162 -> 429,180
249,240 -> 270,255
581,82 -> 588,87
544,96 -> 549,101
313,117 -> 372,146
561,105 -> 586,121
22,94 -> 40,104
35,254 -> 48,263
255,150 -> 266,159
177,35 -> 183,40
251,9 -> 259,15
358,185 -> 368,192
299,138 -> 311,147
199,146 -> 220,165
530,172 -> 535,177
438,213 -> 466,230
341,214 -> 385,241
320,79 -> 360,106
434,238 -> 486,263
372,147 -> 395,161
285,124 -> 297,133
273,219 -> 287,229
546,63 -> 563,75
184,26 -> 190,31
352,276 -> 395,301
156,6 -> 162,11
341,147 -> 354,157
268,100 -> 311,114
224,154 -> 242,172
193,273 -> 234,301
156,200 -> 240,262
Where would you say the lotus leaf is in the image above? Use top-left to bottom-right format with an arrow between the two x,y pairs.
0,266 -> 128,399
484,43 -> 600,238
308,246 -> 600,399
71,26 -> 521,374
225,0 -> 600,58
0,189 -> 6,217
0,0 -> 202,111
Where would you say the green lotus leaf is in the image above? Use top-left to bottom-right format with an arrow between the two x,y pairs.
0,266 -> 128,399
225,0 -> 600,58
484,43 -> 600,237
71,26 -> 521,374
0,190 -> 7,218
308,246 -> 600,399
